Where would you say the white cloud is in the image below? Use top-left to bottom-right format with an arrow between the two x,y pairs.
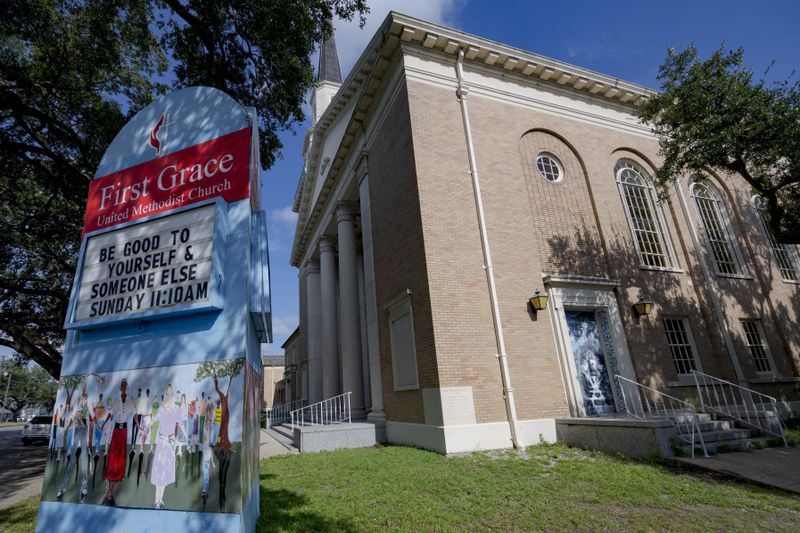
272,314 -> 299,338
333,0 -> 466,78
269,205 -> 298,225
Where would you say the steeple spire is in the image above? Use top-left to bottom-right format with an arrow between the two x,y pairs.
318,33 -> 342,84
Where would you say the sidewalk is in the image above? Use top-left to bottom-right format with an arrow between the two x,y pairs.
676,446 -> 800,494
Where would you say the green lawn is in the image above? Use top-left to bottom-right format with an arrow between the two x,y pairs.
259,444 -> 800,532
4,444 -> 800,532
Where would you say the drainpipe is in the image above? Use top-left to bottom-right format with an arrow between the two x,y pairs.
673,179 -> 745,383
455,50 -> 524,450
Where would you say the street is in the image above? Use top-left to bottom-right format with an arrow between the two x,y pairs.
0,425 -> 47,508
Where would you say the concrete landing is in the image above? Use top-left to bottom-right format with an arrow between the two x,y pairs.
556,417 -> 677,459
294,422 -> 378,453
676,446 -> 800,494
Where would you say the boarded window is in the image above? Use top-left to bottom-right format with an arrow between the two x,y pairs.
389,297 -> 419,391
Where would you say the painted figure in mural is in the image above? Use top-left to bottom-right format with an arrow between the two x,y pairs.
49,408 -> 59,452
213,400 -> 222,444
103,378 -> 135,506
200,403 -> 216,507
134,387 -> 146,446
149,393 -> 161,446
140,387 -> 152,451
150,384 -> 180,510
91,392 -> 108,489
198,392 -> 207,446
93,393 -> 107,455
55,403 -> 66,463
191,396 -> 199,450
176,393 -> 188,456
57,386 -> 91,503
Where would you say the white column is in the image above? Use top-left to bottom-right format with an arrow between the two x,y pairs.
319,236 -> 340,400
357,254 -> 372,410
336,203 -> 366,419
357,158 -> 385,425
304,259 -> 323,403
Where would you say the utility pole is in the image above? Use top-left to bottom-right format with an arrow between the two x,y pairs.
2,371 -> 10,411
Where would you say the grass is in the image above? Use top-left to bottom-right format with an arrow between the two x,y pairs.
4,443 -> 800,532
0,495 -> 39,533
258,444 -> 800,532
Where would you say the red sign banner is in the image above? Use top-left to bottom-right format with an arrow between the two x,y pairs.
83,127 -> 251,234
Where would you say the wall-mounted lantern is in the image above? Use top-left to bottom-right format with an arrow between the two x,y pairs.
529,290 -> 549,312
633,296 -> 653,317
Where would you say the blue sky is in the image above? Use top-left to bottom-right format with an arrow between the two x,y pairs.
259,0 -> 800,353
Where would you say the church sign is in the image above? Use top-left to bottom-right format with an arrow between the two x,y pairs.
36,87 -> 269,533
71,203 -> 221,326
82,126 -> 250,234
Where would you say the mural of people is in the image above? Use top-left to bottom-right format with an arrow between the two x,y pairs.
43,359 -> 246,513
103,378 -> 135,506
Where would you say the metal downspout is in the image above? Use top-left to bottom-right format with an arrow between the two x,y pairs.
455,50 -> 524,450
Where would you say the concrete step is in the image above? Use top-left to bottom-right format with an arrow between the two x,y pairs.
673,413 -> 713,424
695,420 -> 733,432
264,427 -> 298,453
697,428 -> 755,443
271,423 -> 294,441
679,437 -> 771,456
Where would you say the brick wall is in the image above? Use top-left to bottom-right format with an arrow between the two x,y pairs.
401,72 -> 799,422
367,81 -> 436,424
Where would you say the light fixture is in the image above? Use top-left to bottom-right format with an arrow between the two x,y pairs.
633,296 -> 653,317
529,290 -> 549,311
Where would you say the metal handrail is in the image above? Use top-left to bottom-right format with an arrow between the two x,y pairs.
267,399 -> 305,427
291,392 -> 351,430
691,370 -> 787,446
615,375 -> 708,458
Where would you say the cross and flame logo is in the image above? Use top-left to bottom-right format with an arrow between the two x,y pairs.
148,112 -> 175,156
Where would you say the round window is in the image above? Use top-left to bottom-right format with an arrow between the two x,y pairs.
536,153 -> 563,182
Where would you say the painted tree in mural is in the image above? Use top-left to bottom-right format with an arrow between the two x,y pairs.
1,0 -> 368,378
58,373 -> 103,410
194,358 -> 243,509
194,359 -> 243,450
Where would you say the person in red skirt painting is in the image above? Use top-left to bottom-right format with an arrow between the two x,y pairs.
102,378 -> 135,506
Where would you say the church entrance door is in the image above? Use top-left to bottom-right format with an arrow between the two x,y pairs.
564,310 -> 616,415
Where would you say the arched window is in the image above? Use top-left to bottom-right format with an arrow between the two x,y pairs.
752,196 -> 800,281
690,180 -> 745,275
615,160 -> 678,269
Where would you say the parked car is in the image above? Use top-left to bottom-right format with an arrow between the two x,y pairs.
21,415 -> 52,446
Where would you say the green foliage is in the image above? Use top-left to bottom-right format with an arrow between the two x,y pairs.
637,44 -> 800,243
715,443 -> 736,454
0,0 -> 368,377
0,359 -> 58,413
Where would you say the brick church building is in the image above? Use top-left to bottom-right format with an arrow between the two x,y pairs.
279,12 -> 800,454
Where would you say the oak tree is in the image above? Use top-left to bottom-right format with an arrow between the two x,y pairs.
0,0 -> 367,377
637,44 -> 800,243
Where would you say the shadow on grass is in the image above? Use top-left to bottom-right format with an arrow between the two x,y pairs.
257,472 -> 357,533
